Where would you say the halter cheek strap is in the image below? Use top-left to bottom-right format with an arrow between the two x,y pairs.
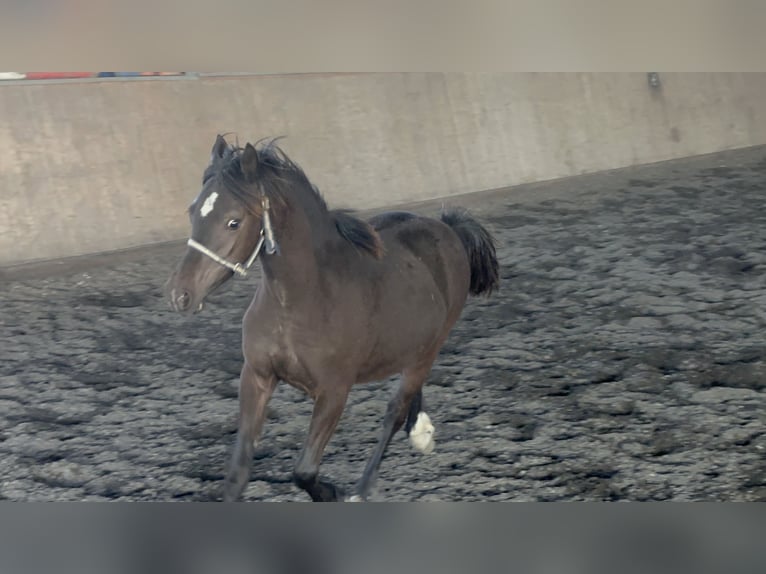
261,197 -> 279,256
186,196 -> 279,277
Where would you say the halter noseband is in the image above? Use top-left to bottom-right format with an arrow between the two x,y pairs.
186,196 -> 279,277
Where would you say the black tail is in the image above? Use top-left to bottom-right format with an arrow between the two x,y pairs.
441,208 -> 500,296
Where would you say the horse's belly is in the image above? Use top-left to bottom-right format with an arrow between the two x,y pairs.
355,299 -> 447,382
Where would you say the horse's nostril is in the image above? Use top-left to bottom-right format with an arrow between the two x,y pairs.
176,291 -> 191,311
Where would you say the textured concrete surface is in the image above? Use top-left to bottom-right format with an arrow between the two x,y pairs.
4,73 -> 766,265
0,148 -> 765,501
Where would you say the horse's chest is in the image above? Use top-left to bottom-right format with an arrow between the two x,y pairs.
267,333 -> 320,395
246,313 -> 344,395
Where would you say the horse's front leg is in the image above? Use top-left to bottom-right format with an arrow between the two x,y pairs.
222,363 -> 277,502
292,387 -> 350,502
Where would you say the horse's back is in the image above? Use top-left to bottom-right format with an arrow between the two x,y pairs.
369,210 -> 471,308
369,211 -> 470,320
368,211 -> 420,232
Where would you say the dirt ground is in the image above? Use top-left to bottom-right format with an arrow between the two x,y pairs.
1,147 -> 765,502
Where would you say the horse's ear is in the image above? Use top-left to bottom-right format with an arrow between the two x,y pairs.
240,142 -> 260,183
210,134 -> 228,163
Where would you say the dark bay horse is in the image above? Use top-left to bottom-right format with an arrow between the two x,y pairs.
166,135 -> 499,502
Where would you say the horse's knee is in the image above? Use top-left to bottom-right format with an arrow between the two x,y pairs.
293,467 -> 317,490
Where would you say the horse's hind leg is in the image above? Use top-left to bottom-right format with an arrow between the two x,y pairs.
403,388 -> 435,453
222,363 -> 277,502
350,359 -> 435,501
293,387 -> 350,502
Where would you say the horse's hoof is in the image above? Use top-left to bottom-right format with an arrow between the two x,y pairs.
346,495 -> 365,502
222,481 -> 242,502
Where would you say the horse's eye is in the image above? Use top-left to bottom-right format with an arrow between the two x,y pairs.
227,219 -> 241,230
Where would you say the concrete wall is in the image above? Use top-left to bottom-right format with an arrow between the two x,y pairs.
3,72 -> 766,266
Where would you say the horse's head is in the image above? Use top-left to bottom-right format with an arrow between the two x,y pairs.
166,135 -> 274,314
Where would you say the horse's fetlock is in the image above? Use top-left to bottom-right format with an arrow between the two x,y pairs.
293,468 -> 318,489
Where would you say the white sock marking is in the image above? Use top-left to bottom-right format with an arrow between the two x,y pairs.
200,191 -> 219,217
409,412 -> 435,454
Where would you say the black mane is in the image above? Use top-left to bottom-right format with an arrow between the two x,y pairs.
209,137 -> 383,259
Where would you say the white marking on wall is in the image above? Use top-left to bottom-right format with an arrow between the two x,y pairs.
409,412 -> 435,454
200,191 -> 219,217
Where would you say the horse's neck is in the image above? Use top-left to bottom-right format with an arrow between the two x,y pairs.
258,195 -> 331,304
